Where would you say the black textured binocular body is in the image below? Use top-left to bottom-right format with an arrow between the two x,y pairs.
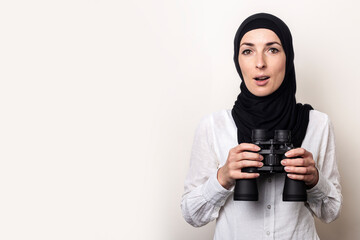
233,129 -> 307,202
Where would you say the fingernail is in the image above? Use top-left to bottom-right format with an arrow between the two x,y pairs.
255,146 -> 261,151
281,160 -> 286,165
259,162 -> 263,167
285,152 -> 290,157
284,166 -> 290,171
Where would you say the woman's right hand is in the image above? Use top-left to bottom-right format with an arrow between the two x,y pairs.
217,143 -> 264,189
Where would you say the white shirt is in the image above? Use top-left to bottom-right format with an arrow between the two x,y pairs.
181,109 -> 342,240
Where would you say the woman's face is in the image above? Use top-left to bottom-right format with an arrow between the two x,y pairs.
238,28 -> 286,97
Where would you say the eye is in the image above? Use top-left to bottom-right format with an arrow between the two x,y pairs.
241,49 -> 252,55
269,48 -> 279,54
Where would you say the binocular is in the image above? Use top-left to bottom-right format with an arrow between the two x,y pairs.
233,129 -> 307,202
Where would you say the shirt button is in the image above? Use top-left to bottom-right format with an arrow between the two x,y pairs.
268,178 -> 272,183
266,231 -> 270,236
267,205 -> 271,209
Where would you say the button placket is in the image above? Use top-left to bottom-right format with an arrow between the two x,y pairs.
264,175 -> 275,239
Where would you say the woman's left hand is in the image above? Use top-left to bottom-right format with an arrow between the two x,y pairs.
281,148 -> 319,189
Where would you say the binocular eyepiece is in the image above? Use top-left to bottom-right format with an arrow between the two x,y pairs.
252,129 -> 291,142
233,129 -> 307,202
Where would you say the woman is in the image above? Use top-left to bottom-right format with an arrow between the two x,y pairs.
181,13 -> 342,239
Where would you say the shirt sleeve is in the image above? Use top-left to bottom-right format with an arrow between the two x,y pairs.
306,117 -> 342,223
181,115 -> 232,227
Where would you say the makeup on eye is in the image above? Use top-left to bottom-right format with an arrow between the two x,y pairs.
241,47 -> 280,55
242,49 -> 252,55
268,47 -> 280,54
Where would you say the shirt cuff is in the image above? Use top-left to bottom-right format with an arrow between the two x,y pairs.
306,171 -> 331,203
201,171 -> 232,207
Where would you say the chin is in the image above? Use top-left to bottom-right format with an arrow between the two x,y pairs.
254,92 -> 270,97
249,88 -> 272,97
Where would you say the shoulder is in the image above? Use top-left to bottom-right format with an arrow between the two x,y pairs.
308,110 -> 331,130
194,109 -> 235,136
305,110 -> 333,142
309,110 -> 330,123
198,109 -> 235,129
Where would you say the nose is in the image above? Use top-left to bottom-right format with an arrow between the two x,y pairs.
256,53 -> 266,69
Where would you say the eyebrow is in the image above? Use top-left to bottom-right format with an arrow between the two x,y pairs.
240,41 -> 282,47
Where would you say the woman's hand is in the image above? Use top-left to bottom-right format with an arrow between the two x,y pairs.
281,148 -> 319,189
217,143 -> 263,190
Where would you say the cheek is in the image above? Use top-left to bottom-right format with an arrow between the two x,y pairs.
238,59 -> 252,77
275,65 -> 286,78
273,59 -> 286,81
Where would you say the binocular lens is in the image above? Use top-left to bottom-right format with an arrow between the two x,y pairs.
274,130 -> 291,142
252,129 -> 267,142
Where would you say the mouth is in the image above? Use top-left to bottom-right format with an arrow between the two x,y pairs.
253,76 -> 270,86
254,76 -> 270,81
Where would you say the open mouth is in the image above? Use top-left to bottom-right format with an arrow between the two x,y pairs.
254,76 -> 270,81
253,76 -> 270,86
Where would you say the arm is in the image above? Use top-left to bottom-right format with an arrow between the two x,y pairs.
181,115 -> 263,227
281,118 -> 342,223
181,115 -> 231,227
306,119 -> 342,223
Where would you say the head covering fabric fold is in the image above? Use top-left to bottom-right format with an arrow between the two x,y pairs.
231,13 -> 313,147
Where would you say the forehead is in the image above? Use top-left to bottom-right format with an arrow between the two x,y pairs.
240,28 -> 281,45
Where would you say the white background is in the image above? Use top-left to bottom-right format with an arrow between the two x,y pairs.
0,0 -> 359,239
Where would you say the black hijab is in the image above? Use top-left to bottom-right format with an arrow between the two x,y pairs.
231,13 -> 313,147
